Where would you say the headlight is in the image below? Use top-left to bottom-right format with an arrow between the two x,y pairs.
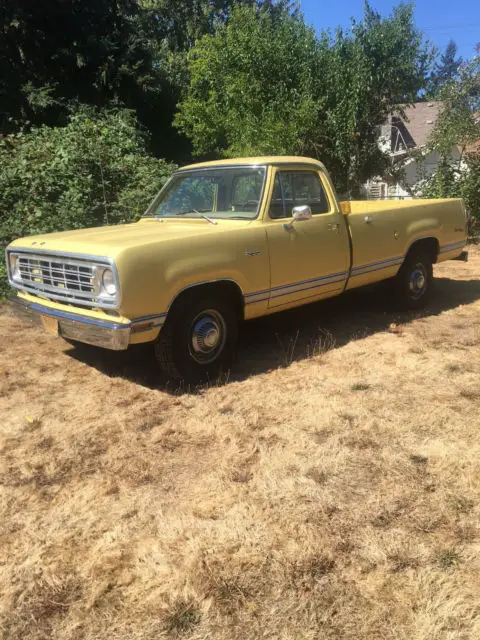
9,254 -> 21,282
101,268 -> 117,296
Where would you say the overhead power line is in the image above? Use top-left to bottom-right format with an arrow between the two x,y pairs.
421,23 -> 480,31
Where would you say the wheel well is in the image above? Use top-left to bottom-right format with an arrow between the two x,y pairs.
168,280 -> 245,319
406,237 -> 439,264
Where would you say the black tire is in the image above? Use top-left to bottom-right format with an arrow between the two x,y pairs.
154,292 -> 238,383
394,250 -> 433,310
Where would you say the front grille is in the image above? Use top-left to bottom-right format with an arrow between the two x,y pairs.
19,256 -> 95,293
8,251 -> 118,308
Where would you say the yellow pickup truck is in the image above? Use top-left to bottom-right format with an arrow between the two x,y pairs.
7,156 -> 468,382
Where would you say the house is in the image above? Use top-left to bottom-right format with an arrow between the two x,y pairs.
363,101 -> 462,199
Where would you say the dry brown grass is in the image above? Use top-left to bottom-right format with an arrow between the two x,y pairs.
1,247 -> 480,639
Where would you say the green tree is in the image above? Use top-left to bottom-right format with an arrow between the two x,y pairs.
143,0 -> 261,52
139,0 -> 267,158
459,153 -> 480,237
430,58 -> 480,163
0,0 -> 282,161
0,0 -> 219,161
174,4 -> 319,158
0,1 -> 160,127
418,156 -> 480,238
175,2 -> 431,195
427,40 -> 463,97
313,2 -> 432,195
0,108 -> 174,295
418,58 -> 480,236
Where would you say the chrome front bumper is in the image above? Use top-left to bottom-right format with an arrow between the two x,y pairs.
8,296 -> 131,350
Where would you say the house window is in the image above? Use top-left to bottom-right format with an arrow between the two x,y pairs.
368,181 -> 387,199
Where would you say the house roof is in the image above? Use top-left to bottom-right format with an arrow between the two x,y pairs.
466,139 -> 480,154
465,113 -> 480,154
395,101 -> 441,148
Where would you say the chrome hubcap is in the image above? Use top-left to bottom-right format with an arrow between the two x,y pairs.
409,265 -> 427,300
190,310 -> 226,364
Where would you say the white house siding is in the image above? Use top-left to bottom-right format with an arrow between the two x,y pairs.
363,148 -> 462,200
361,102 -> 462,200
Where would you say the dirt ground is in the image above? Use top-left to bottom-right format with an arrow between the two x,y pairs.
1,247 -> 479,640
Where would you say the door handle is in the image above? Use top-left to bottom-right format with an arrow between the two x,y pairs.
327,223 -> 339,231
364,215 -> 373,224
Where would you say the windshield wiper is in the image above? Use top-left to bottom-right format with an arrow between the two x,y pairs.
175,209 -> 217,225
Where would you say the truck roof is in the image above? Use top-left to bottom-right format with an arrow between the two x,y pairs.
178,156 -> 327,172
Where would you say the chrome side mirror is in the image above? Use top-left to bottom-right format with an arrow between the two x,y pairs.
292,205 -> 312,221
283,205 -> 312,230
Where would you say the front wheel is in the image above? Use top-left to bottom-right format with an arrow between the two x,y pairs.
154,293 -> 238,384
393,251 -> 433,310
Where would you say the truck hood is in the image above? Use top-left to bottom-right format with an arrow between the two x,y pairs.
8,218 -> 252,258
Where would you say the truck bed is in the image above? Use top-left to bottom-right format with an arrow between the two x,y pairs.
343,198 -> 467,289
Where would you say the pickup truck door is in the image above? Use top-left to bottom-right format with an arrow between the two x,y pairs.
264,167 -> 350,309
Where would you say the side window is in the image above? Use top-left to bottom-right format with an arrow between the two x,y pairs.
293,172 -> 329,214
281,173 -> 294,214
269,173 -> 285,219
269,170 -> 330,219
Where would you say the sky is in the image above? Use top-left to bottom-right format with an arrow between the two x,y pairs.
301,0 -> 480,61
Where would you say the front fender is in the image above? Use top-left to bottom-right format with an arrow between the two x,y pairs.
115,224 -> 270,321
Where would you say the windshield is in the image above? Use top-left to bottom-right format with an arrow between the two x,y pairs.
144,166 -> 266,220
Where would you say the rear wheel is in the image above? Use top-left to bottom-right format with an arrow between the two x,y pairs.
154,292 -> 238,383
394,250 -> 433,309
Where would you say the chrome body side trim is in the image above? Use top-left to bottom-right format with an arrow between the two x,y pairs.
351,255 -> 404,277
349,237 -> 465,279
131,312 -> 168,325
244,270 -> 348,305
439,240 -> 466,254
244,236 -> 465,304
130,312 -> 167,333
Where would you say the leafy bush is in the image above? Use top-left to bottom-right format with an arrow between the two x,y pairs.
460,154 -> 480,239
418,154 -> 480,239
0,107 -> 175,295
418,58 -> 480,239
